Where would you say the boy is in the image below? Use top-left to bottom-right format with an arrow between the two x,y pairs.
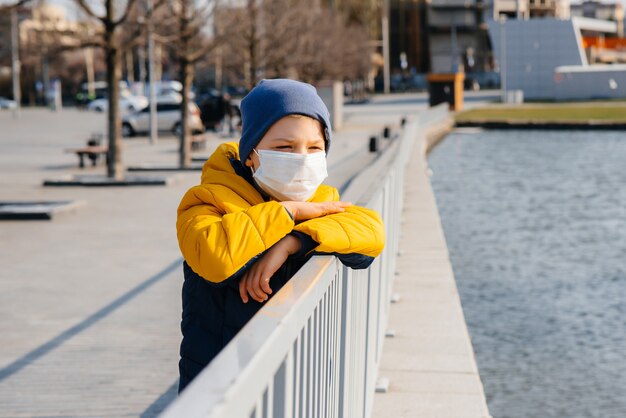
176,79 -> 385,392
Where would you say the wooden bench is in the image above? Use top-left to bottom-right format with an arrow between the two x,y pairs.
65,146 -> 109,168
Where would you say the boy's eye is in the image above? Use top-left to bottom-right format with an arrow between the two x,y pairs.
274,145 -> 292,150
309,146 -> 323,150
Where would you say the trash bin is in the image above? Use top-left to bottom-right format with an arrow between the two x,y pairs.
427,73 -> 465,111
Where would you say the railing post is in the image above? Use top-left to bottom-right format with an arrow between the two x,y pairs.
337,267 -> 352,418
331,272 -> 341,418
295,329 -> 303,417
273,350 -> 292,418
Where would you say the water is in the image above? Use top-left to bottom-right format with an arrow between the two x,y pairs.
428,129 -> 626,418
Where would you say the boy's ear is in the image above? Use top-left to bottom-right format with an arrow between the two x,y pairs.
244,156 -> 253,168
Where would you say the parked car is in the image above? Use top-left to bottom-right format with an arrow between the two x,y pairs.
121,102 -> 205,137
0,97 -> 17,110
87,94 -> 148,113
76,81 -> 127,107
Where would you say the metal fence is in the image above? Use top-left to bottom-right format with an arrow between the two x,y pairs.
161,104 -> 450,418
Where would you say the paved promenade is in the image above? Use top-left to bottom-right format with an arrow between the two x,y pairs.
371,118 -> 491,417
0,95 -> 427,417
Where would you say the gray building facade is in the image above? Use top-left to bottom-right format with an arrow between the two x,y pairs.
554,64 -> 626,100
488,17 -> 621,100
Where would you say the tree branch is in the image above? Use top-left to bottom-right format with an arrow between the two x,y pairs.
145,0 -> 168,19
0,0 -> 31,13
112,0 -> 139,27
54,39 -> 106,53
188,40 -> 217,63
152,33 -> 178,43
75,0 -> 106,24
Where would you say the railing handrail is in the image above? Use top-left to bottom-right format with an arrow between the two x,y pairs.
163,256 -> 339,417
161,103 -> 450,418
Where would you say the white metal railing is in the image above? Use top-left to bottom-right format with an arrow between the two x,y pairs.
160,104 -> 450,418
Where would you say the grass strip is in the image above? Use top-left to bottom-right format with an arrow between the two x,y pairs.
456,105 -> 626,123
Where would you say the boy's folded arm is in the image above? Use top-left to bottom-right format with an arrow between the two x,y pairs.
177,197 -> 295,284
292,205 -> 385,260
288,230 -> 318,257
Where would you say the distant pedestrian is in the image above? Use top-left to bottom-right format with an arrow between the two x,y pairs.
175,79 -> 385,392
219,92 -> 235,136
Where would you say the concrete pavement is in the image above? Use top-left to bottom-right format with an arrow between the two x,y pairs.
0,94 -> 430,417
371,116 -> 491,417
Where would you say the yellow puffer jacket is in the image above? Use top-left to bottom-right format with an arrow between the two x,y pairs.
176,142 -> 385,283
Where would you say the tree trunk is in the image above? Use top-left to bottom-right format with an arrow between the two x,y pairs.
247,0 -> 257,89
179,58 -> 193,168
106,44 -> 124,179
105,0 -> 124,180
178,0 -> 193,168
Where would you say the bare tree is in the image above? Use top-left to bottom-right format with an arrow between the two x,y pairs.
298,8 -> 371,83
217,0 -> 371,88
332,0 -> 381,40
257,0 -> 310,80
73,0 -> 142,180
216,0 -> 305,88
167,0 -> 218,168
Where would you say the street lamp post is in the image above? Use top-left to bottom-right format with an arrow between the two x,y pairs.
450,19 -> 459,73
11,7 -> 21,118
500,15 -> 507,104
143,0 -> 157,144
85,47 -> 95,97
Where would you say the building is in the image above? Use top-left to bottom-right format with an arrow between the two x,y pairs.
0,6 -> 32,99
19,4 -> 85,54
389,0 -> 430,74
571,0 -> 624,37
488,17 -> 625,100
427,0 -> 492,75
528,0 -> 570,18
17,3 -> 96,104
427,0 -> 571,79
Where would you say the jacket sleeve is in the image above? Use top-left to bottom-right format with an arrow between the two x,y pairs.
176,187 -> 295,283
334,253 -> 376,270
292,205 -> 385,259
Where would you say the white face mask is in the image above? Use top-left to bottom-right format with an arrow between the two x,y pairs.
252,149 -> 328,201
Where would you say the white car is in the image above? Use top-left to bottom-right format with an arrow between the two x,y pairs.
87,95 -> 149,113
0,97 -> 17,110
121,102 -> 205,137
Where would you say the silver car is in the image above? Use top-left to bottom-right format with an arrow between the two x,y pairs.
0,97 -> 17,110
88,95 -> 149,113
122,102 -> 205,137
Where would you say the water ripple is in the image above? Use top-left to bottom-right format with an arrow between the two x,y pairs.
428,129 -> 626,418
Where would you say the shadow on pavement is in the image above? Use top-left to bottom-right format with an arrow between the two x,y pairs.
40,163 -> 87,171
140,380 -> 179,418
0,258 -> 182,383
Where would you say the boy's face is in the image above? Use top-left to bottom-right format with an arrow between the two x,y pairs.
245,115 -> 326,170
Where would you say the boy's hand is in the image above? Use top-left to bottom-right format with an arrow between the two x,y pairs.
239,235 -> 301,303
280,201 -> 351,222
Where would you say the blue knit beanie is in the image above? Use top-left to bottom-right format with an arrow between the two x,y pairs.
239,79 -> 332,163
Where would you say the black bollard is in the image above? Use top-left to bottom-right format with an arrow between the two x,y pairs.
369,136 -> 379,152
383,126 -> 390,138
400,117 -> 406,127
